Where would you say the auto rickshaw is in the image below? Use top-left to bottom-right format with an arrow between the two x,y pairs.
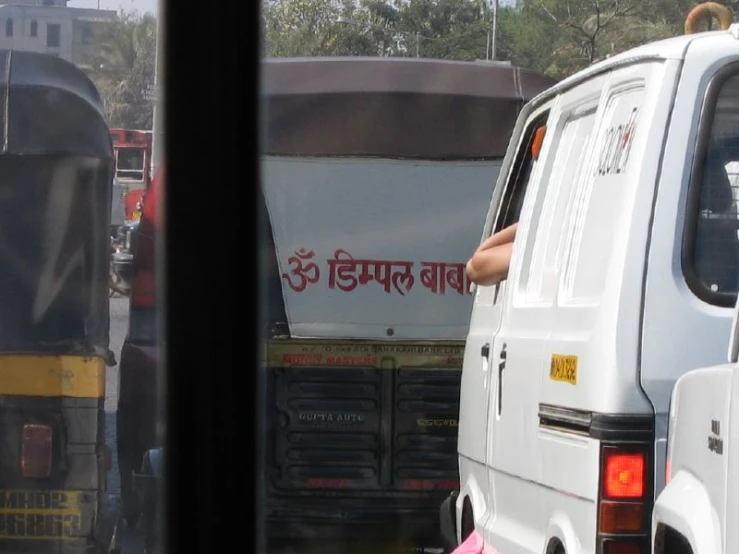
0,50 -> 115,553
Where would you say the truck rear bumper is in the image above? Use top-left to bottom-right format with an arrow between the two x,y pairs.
266,504 -> 444,544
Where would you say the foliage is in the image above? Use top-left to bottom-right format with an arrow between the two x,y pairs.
262,0 -> 739,79
82,10 -> 157,129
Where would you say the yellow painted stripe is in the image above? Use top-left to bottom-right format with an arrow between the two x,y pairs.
0,356 -> 105,398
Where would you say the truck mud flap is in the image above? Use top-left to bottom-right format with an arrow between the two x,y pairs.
439,491 -> 458,551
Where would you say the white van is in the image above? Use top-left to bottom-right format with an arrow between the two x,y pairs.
651,270 -> 739,553
443,7 -> 739,554
650,301 -> 739,554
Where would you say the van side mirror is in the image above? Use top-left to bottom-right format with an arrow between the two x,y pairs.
729,295 -> 739,363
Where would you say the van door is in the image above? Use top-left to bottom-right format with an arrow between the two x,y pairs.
642,50 -> 739,496
485,77 -> 604,552
457,108 -> 552,521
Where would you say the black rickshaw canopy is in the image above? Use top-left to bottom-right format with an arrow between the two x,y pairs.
0,49 -> 111,157
0,50 -> 113,354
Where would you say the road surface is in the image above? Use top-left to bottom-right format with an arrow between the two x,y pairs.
106,294 -> 129,496
104,294 -> 154,554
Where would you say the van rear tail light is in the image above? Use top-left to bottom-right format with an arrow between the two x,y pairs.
599,501 -> 644,533
21,424 -> 52,478
603,451 -> 645,499
597,444 -> 652,554
603,541 -> 643,554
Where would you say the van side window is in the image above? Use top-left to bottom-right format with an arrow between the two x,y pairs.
684,70 -> 739,307
562,84 -> 644,303
517,103 -> 598,302
493,111 -> 550,233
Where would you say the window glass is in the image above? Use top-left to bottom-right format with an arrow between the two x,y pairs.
686,73 -> 739,301
518,104 -> 597,303
564,84 -> 645,303
46,24 -> 60,48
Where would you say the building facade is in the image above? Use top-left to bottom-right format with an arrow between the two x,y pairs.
0,0 -> 116,64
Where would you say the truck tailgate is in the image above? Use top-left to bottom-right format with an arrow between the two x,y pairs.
265,340 -> 463,494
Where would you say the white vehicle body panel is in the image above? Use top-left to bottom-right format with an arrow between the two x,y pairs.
652,366 -> 731,554
457,25 -> 739,554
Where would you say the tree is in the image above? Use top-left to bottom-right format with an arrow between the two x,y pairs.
261,0 -> 735,80
262,0 -> 375,56
396,0 -> 492,61
521,0 -> 644,77
263,0 -> 495,60
517,0 -> 736,78
83,10 -> 157,129
496,4 -> 562,74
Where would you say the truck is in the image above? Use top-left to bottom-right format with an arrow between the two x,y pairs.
109,128 -> 153,222
261,56 -> 556,549
441,3 -> 739,553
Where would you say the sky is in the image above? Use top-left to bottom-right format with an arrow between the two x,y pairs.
68,0 -> 159,16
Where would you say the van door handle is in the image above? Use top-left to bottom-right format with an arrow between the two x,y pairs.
497,343 -> 507,417
481,343 -> 490,359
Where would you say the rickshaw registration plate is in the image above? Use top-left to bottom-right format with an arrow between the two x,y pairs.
132,211 -> 142,221
0,490 -> 83,539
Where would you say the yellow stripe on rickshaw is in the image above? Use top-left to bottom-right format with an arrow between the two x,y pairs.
0,356 -> 105,398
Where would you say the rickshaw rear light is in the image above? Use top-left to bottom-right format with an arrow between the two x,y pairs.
21,424 -> 52,478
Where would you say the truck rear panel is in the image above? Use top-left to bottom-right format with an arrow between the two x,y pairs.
264,340 -> 463,541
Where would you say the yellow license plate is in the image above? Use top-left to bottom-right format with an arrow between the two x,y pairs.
132,211 -> 142,221
550,354 -> 578,385
0,490 -> 84,539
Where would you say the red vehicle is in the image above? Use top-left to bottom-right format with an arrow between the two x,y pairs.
117,165 -> 162,527
110,128 -> 153,221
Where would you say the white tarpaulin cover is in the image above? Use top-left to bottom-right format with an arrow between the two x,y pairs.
262,156 -> 501,340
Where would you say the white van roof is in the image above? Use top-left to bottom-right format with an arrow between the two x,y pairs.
527,27 -> 739,110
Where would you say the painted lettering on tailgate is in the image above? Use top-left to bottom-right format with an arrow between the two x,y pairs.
272,342 -> 465,368
417,418 -> 458,427
281,248 -> 472,296
550,354 -> 578,385
281,353 -> 379,366
299,412 -> 365,426
401,479 -> 459,491
0,491 -> 83,539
